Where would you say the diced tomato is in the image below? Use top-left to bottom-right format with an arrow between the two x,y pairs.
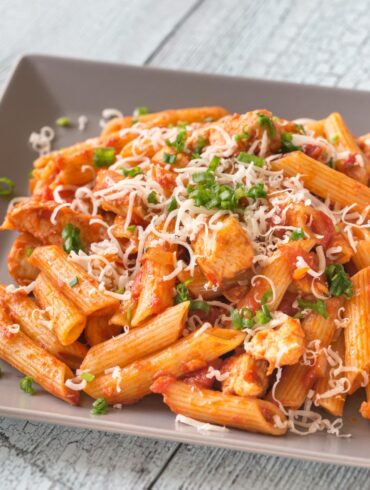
303,144 -> 322,160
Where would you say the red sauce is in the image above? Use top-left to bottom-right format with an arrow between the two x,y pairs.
150,375 -> 175,394
278,290 -> 299,316
303,144 -> 323,160
182,359 -> 222,390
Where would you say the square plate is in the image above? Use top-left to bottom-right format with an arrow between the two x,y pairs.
0,54 -> 369,467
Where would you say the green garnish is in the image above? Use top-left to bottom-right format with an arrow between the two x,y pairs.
235,127 -> 250,142
26,247 -> 34,257
295,123 -> 305,134
147,191 -> 158,204
93,147 -> 116,168
126,307 -> 133,325
281,132 -> 302,153
255,304 -> 272,324
0,364 -> 3,378
163,152 -> 177,164
175,281 -> 192,304
246,183 -> 267,200
0,177 -> 15,196
237,152 -> 264,167
122,167 -> 143,178
133,106 -> 148,117
325,264 -> 353,299
261,289 -> 273,305
91,397 -> 108,415
56,116 -> 71,127
208,156 -> 221,172
62,224 -> 83,254
29,169 -> 34,179
167,197 -> 178,213
69,276 -> 79,288
192,172 -> 215,185
165,128 -> 187,154
80,372 -> 95,382
231,307 -> 255,330
127,225 -> 137,232
189,299 -> 210,314
289,228 -> 305,241
258,113 -> 276,138
330,134 -> 340,145
20,376 -> 34,395
194,136 -> 207,155
114,288 -> 125,294
297,298 -> 328,319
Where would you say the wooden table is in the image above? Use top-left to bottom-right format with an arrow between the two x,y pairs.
1,1 -> 370,488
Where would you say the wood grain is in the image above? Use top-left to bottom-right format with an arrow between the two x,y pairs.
1,0 -> 370,488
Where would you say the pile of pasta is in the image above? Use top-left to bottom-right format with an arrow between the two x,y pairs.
1,105 -> 370,437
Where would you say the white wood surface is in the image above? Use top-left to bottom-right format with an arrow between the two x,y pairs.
1,0 -> 370,488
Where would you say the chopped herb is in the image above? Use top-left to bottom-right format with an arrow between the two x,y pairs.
56,116 -> 71,127
93,147 -> 116,168
0,177 -> 15,196
237,152 -> 264,167
81,372 -> 95,382
204,117 -> 214,123
127,225 -> 137,232
114,288 -> 125,294
335,224 -> 341,233
235,127 -> 250,142
190,299 -> 210,314
325,264 -> 353,299
194,136 -> 207,155
327,158 -> 334,168
175,281 -> 191,304
231,307 -> 255,330
62,224 -> 83,254
29,169 -> 34,178
147,191 -> 158,204
69,276 -> 79,288
281,132 -> 302,153
126,307 -> 133,325
208,156 -> 221,172
295,123 -> 305,134
258,113 -> 276,138
254,304 -> 272,324
167,197 -> 178,213
297,298 -> 328,319
247,183 -> 267,200
163,152 -> 177,164
330,134 -> 340,145
91,397 -> 108,415
26,247 -> 34,257
20,376 -> 34,395
165,128 -> 187,153
261,289 -> 273,305
289,228 -> 305,241
122,167 -> 143,178
192,172 -> 215,185
133,106 -> 148,117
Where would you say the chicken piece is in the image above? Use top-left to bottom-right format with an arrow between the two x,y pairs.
193,216 -> 253,286
93,169 -> 147,224
1,199 -> 106,247
221,353 -> 269,398
248,316 -> 306,374
7,233 -> 41,285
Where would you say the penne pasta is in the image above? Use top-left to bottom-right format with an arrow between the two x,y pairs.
33,272 -> 87,346
29,246 -> 119,318
81,301 -> 189,375
151,377 -> 287,436
84,327 -> 245,404
85,316 -> 122,346
360,382 -> 370,420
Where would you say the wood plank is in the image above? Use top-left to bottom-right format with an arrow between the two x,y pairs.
152,443 -> 370,490
0,416 -> 179,489
0,0 -> 199,87
149,0 -> 370,90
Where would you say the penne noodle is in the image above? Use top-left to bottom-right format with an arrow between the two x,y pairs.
34,272 -> 87,346
84,327 -> 245,404
271,151 -> 370,212
0,306 -> 79,405
0,285 -> 87,369
344,266 -> 370,393
81,302 -> 189,375
360,382 -> 370,420
352,240 -> 370,270
151,377 -> 287,436
29,246 -> 119,318
85,316 -> 122,346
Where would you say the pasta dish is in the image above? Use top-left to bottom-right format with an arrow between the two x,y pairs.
0,105 -> 369,437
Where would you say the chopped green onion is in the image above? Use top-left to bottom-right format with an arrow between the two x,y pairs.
325,264 -> 353,299
231,307 -> 254,330
56,116 -> 71,127
133,106 -> 148,117
26,247 -> 34,257
126,307 -> 133,325
247,183 -> 267,200
0,177 -> 15,196
127,225 -> 137,232
20,376 -> 34,395
147,191 -> 158,204
261,289 -> 273,305
194,136 -> 207,155
237,152 -> 264,167
255,304 -> 272,324
297,298 -> 328,319
295,123 -> 305,134
175,282 -> 191,304
281,132 -> 302,153
62,224 -> 83,254
190,299 -> 210,314
208,156 -> 221,172
330,134 -> 340,145
29,169 -> 34,178
258,113 -> 276,138
165,128 -> 187,153
80,372 -> 95,382
192,172 -> 215,185
91,397 -> 108,415
122,167 -> 143,178
235,127 -> 250,142
69,276 -> 79,288
167,197 -> 178,213
114,288 -> 125,294
93,147 -> 116,168
289,228 -> 305,241
163,152 -> 177,164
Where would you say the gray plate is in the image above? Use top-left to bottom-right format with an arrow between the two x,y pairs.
0,54 -> 369,467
